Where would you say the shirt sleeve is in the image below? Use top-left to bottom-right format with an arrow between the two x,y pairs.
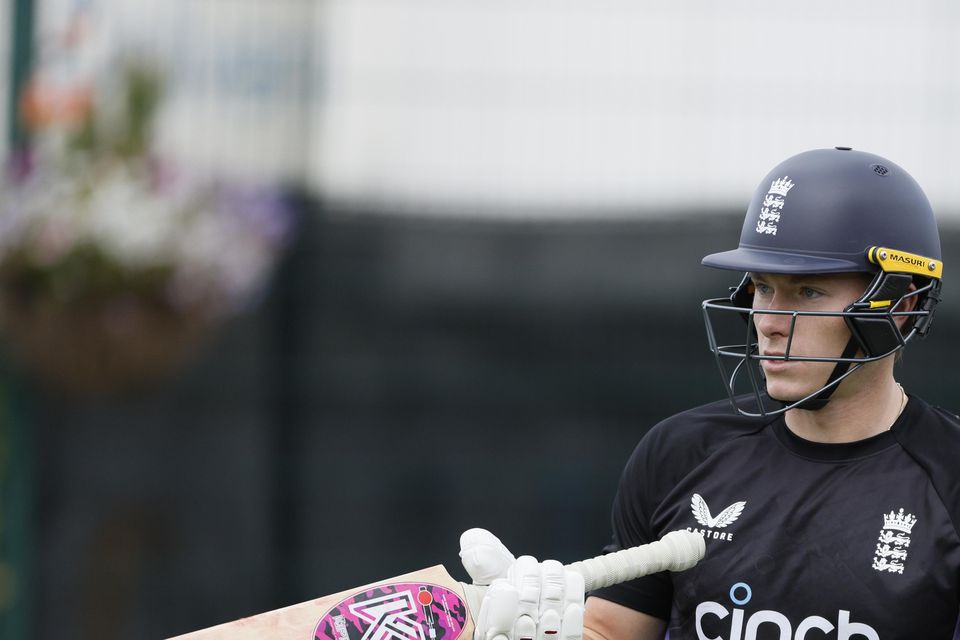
588,430 -> 673,621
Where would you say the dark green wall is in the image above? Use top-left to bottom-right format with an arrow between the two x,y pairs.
24,205 -> 960,639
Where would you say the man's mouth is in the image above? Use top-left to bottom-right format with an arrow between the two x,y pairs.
760,350 -> 794,371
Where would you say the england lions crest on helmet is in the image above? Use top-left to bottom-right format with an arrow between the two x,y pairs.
755,177 -> 794,236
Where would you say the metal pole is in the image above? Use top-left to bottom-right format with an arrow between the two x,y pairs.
2,2 -> 35,638
7,0 -> 33,148
0,367 -> 32,640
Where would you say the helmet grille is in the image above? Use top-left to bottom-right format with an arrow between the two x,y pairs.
872,163 -> 890,177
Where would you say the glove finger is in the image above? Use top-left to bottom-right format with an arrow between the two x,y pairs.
515,613 -> 537,640
475,580 -> 519,640
564,570 -> 585,609
460,529 -> 516,586
473,587 -> 491,640
461,583 -> 487,623
559,602 -> 583,640
537,608 -> 560,640
510,556 -> 541,622
538,560 -> 565,630
542,567 -> 584,640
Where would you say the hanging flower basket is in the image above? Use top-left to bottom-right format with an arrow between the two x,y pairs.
0,290 -> 211,395
0,61 -> 295,395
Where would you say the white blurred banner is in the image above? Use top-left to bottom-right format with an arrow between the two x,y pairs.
25,0 -> 960,218
151,0 -> 314,183
32,0 -> 313,183
310,0 -> 960,217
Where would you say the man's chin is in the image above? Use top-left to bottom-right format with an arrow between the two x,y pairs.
764,382 -> 816,405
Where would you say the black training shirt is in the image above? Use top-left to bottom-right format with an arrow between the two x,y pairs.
591,394 -> 960,640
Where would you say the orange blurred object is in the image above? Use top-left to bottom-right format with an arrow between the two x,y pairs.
19,81 -> 93,129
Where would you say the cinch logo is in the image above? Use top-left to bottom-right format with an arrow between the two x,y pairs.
695,582 -> 880,640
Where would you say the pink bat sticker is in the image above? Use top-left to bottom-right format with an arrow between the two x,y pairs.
315,583 -> 468,640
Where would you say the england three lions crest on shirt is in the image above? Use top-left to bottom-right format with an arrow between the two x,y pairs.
872,508 -> 917,575
687,493 -> 746,542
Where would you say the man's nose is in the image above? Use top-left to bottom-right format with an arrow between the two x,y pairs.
753,300 -> 794,339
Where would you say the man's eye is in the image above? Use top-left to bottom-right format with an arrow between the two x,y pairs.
754,283 -> 771,296
801,287 -> 821,299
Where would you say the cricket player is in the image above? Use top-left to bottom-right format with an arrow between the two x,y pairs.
460,148 -> 960,639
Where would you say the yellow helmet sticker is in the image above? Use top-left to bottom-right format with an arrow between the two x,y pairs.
867,246 -> 943,279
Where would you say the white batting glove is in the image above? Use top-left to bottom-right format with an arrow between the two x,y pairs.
459,529 -> 585,640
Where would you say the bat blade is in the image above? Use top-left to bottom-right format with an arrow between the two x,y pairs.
167,565 -> 472,640
167,530 -> 705,640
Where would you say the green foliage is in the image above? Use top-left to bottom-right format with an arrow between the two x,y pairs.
66,60 -> 164,161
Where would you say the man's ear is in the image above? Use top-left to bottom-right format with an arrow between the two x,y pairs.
893,282 -> 919,330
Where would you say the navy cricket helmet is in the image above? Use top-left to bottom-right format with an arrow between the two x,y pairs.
701,147 -> 943,417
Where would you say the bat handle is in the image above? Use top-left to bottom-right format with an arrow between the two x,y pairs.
566,530 -> 705,592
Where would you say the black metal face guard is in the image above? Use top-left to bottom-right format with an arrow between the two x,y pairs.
701,280 -> 937,418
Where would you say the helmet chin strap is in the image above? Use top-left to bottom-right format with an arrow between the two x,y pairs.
768,337 -> 860,411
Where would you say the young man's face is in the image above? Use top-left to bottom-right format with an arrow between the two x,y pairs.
749,272 -> 871,403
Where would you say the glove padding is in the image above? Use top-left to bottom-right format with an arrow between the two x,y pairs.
459,529 -> 585,640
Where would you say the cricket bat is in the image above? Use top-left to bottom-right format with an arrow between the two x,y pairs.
168,530 -> 705,640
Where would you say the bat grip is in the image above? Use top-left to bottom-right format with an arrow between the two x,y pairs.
565,530 -> 705,592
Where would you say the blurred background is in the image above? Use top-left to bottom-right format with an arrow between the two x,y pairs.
0,1 -> 959,638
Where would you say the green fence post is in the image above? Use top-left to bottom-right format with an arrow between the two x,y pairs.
2,1 -> 35,638
8,0 -> 34,147
0,369 -> 32,640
